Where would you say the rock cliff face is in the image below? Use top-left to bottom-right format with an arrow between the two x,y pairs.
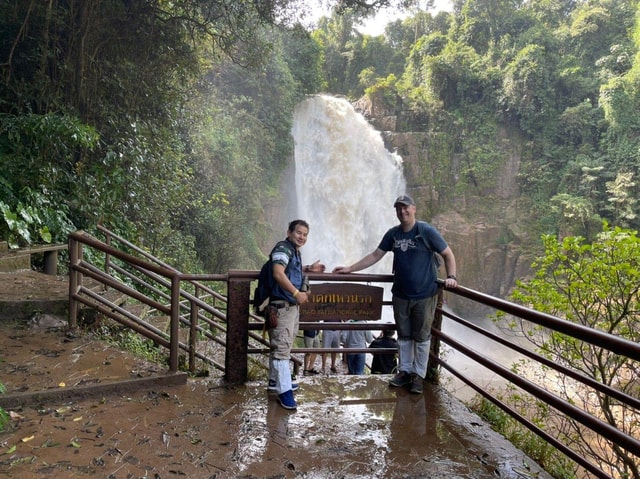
354,95 -> 537,316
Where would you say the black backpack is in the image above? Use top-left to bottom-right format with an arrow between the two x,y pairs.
253,241 -> 293,315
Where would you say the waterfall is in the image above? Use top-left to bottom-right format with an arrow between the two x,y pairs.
292,95 -> 405,273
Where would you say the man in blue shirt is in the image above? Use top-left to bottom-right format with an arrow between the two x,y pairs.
267,219 -> 325,410
333,195 -> 458,394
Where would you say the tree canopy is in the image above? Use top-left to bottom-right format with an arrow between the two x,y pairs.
1,0 -> 639,273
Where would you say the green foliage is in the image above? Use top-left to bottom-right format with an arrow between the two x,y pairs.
550,193 -> 601,239
502,43 -> 556,135
455,107 -> 504,194
398,32 -> 449,107
0,0 -> 316,271
0,410 -> 7,434
508,224 -> 640,478
93,323 -> 165,365
313,10 -> 371,97
513,224 -> 640,336
1,201 -> 50,248
470,395 -> 577,479
601,77 -> 632,129
364,73 -> 399,107
604,171 -> 638,227
1,0 -> 640,283
0,112 -> 98,245
182,25 -> 307,271
557,100 -> 601,147
281,25 -> 326,94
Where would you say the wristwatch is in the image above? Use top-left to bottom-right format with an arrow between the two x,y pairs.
447,274 -> 457,280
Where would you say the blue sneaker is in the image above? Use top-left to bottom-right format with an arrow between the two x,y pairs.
278,390 -> 297,410
267,380 -> 299,392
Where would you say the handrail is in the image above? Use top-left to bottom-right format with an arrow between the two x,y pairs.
0,242 -> 68,275
436,330 -> 639,458
441,308 -> 640,409
431,281 -> 640,479
75,260 -> 171,314
69,230 -> 239,374
450,284 -> 640,360
70,231 -> 177,278
97,224 -> 227,303
68,228 -> 639,479
225,271 -> 639,479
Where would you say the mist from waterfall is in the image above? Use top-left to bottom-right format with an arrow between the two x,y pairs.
292,95 -> 405,273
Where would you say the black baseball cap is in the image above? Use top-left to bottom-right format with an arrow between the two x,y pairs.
393,195 -> 415,207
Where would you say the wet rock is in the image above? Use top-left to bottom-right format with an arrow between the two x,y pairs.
28,312 -> 68,330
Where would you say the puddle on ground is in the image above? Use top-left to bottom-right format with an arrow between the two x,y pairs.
235,377 -> 486,478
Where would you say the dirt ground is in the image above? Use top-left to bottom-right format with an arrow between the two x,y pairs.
0,271 -> 69,301
0,272 -> 552,479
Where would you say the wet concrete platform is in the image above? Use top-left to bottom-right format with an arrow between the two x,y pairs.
240,375 -> 551,478
1,361 -> 552,478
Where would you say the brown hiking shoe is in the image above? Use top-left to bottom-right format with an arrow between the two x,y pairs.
409,374 -> 424,394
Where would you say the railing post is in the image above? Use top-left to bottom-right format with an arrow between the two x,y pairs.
103,229 -> 111,292
68,236 -> 81,328
427,286 -> 444,381
43,250 -> 58,275
225,275 -> 251,385
169,274 -> 181,373
189,296 -> 198,373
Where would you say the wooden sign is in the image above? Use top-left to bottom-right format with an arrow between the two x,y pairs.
300,283 -> 383,321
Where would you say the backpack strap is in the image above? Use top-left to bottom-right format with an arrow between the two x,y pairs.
415,221 -> 442,273
254,240 -> 296,314
415,221 -> 433,253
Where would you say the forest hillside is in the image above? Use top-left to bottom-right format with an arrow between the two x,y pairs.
1,0 -> 638,301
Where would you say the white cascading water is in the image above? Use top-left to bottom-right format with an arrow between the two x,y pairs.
292,95 -> 405,273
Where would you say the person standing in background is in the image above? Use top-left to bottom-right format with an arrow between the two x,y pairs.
267,220 -> 325,410
333,195 -> 458,394
369,327 -> 399,374
303,328 -> 321,375
321,319 -> 341,374
341,322 -> 374,375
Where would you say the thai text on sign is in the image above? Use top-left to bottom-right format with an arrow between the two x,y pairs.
300,283 -> 383,321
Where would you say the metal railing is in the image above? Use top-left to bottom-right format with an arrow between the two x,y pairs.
67,230 -> 639,479
433,283 -> 640,479
69,230 -> 239,374
225,271 -> 639,479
